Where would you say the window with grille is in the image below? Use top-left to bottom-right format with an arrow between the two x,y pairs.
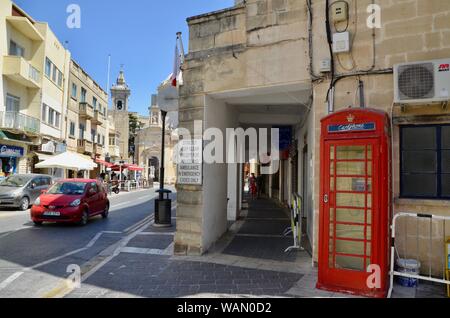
401,125 -> 450,199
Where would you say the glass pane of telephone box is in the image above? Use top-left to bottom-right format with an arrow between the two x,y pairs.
336,146 -> 366,160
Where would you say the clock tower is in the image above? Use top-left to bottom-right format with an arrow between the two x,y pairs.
110,68 -> 130,160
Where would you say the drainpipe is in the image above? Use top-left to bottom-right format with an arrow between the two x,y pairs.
359,80 -> 365,108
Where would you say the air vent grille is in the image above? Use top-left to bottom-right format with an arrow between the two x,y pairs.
398,63 -> 435,100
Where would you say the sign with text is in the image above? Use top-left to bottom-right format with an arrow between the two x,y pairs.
328,122 -> 376,134
177,139 -> 203,185
0,145 -> 24,158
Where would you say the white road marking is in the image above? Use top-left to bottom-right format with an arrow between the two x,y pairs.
85,232 -> 104,248
138,232 -> 174,236
80,217 -> 154,283
0,272 -> 24,291
123,215 -> 152,233
111,201 -> 132,208
0,190 -> 169,294
235,233 -> 288,238
28,248 -> 87,271
120,247 -> 166,255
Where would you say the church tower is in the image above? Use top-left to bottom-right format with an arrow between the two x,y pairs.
110,68 -> 130,160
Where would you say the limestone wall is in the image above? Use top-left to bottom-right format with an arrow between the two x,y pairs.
310,0 -> 450,276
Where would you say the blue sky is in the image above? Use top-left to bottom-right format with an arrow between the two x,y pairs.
15,0 -> 234,115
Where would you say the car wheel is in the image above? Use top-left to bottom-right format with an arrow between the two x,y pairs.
102,203 -> 109,219
33,221 -> 43,226
79,210 -> 89,226
19,197 -> 30,211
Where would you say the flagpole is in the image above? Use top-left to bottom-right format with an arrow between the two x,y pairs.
177,32 -> 185,64
107,54 -> 111,105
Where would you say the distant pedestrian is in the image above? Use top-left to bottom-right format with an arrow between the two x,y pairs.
249,173 -> 257,200
257,174 -> 264,198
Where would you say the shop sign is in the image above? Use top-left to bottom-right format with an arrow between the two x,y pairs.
275,126 -> 292,151
177,139 -> 202,185
41,141 -> 56,153
328,122 -> 376,133
0,144 -> 24,158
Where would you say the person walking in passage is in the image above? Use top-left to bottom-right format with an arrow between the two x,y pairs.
249,173 -> 258,200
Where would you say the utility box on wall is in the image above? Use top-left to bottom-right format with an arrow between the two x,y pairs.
317,108 -> 392,298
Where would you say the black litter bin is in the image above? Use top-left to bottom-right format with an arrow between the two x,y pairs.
154,189 -> 172,227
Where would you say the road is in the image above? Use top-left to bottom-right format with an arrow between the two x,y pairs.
0,188 -> 175,298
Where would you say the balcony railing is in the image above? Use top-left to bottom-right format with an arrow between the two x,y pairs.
92,110 -> 105,125
93,143 -> 103,155
77,139 -> 93,154
109,145 -> 120,158
3,55 -> 41,88
0,111 -> 40,134
79,102 -> 94,119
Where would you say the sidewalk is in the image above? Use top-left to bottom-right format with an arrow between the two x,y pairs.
66,196 -> 447,298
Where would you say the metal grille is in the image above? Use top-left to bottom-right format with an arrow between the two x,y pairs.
398,63 -> 435,100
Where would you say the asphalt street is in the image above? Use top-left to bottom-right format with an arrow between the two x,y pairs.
0,188 -> 175,298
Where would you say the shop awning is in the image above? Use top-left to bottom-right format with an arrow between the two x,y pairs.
34,152 -> 53,162
95,158 -> 113,168
127,164 -> 144,171
110,164 -> 144,172
0,130 -> 34,144
35,151 -> 97,171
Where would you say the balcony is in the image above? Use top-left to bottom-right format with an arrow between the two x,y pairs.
0,111 -> 40,135
77,139 -> 93,154
79,102 -> 94,119
109,145 -> 120,158
91,110 -> 105,125
6,16 -> 44,42
3,56 -> 41,88
93,143 -> 103,156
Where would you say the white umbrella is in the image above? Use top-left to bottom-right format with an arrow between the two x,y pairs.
35,151 -> 97,171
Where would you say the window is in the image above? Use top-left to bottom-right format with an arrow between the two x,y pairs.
55,112 -> 60,128
91,129 -> 96,143
69,121 -> 76,137
98,103 -> 102,114
109,136 -> 115,146
48,108 -> 55,126
42,103 -> 48,122
6,94 -> 20,112
90,183 -> 98,194
45,58 -> 52,77
79,124 -> 85,140
52,64 -> 57,82
93,97 -> 97,111
71,83 -> 77,99
401,125 -> 450,199
81,88 -> 87,103
9,40 -> 25,57
102,135 -> 105,146
57,70 -> 63,87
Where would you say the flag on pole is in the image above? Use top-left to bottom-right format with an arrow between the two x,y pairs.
171,33 -> 184,87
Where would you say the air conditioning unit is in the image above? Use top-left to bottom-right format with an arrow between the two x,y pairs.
394,58 -> 450,105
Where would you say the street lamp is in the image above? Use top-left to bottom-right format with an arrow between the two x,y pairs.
154,31 -> 183,227
153,109 -> 172,228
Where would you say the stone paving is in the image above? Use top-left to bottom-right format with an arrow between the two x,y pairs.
65,196 -> 448,298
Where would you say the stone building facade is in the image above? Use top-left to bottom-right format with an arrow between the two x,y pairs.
135,95 -> 177,185
175,0 -> 450,278
110,70 -> 131,161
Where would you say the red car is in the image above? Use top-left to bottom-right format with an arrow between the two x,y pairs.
31,179 -> 109,226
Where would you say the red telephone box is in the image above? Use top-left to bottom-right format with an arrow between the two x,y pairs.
317,108 -> 391,298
